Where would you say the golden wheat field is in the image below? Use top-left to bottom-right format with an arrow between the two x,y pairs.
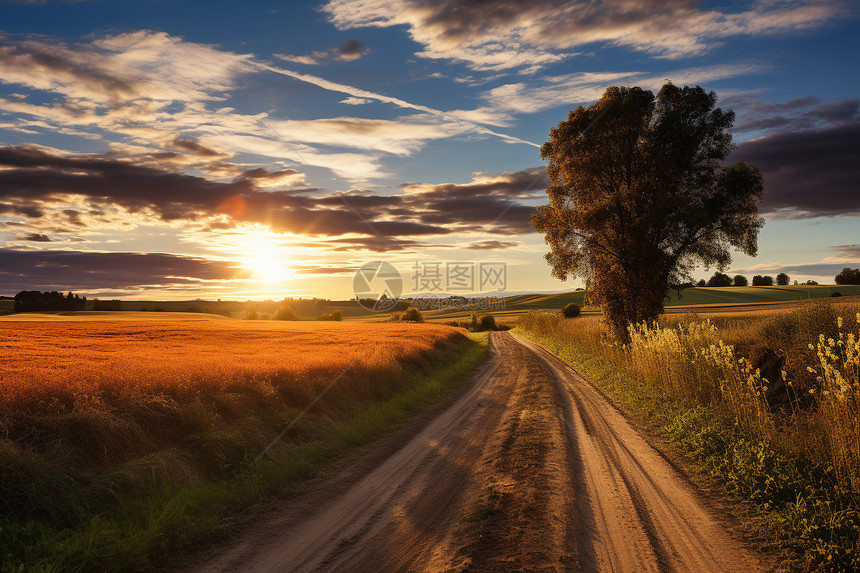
0,316 -> 464,416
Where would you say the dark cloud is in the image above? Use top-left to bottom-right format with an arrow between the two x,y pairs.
335,40 -> 370,61
15,232 -> 50,242
0,250 -> 247,293
0,146 -> 541,249
0,39 -> 140,101
831,244 -> 860,258
170,137 -> 224,157
733,97 -> 860,134
275,39 -> 370,65
731,120 -> 860,218
464,240 -> 520,250
399,167 -> 545,235
325,0 -> 841,67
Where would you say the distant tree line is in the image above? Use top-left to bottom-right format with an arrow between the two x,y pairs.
699,272 -> 790,287
835,268 -> 860,285
92,299 -> 123,311
14,290 -> 86,312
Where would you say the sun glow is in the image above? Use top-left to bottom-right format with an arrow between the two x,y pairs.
230,228 -> 296,285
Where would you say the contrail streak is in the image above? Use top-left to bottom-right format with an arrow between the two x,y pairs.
253,61 -> 541,148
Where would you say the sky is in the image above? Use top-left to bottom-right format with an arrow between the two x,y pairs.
0,0 -> 858,300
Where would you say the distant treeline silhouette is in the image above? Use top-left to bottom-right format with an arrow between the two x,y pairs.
14,290 -> 86,312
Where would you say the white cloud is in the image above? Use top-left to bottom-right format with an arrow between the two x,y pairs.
322,0 -> 844,70
480,64 -> 767,115
340,96 -> 372,105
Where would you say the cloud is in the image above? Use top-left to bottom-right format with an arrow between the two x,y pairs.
274,39 -> 370,65
831,244 -> 860,259
340,96 -> 372,105
14,232 -> 50,241
267,115 -> 471,155
464,240 -> 520,250
480,64 -> 765,115
0,146 -> 544,249
0,30 -> 252,104
732,96 -> 860,133
255,61 -> 539,144
323,0 -> 843,70
335,39 -> 370,61
0,249 -> 247,293
730,119 -> 860,218
0,30 -> 539,185
169,137 -> 225,157
399,167 -> 546,235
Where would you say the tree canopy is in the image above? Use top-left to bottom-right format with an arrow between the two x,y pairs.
532,83 -> 764,340
707,272 -> 732,287
835,268 -> 860,285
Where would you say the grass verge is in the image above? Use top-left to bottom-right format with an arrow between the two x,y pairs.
515,321 -> 858,572
0,332 -> 489,572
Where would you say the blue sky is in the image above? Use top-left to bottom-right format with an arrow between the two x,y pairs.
0,0 -> 858,299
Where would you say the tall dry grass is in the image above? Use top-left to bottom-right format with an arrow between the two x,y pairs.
517,300 -> 860,498
517,301 -> 860,568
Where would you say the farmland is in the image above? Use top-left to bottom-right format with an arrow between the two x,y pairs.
0,316 -> 487,571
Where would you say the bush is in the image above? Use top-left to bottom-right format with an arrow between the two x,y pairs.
318,310 -> 343,321
752,275 -> 774,286
832,292 -> 842,297
479,314 -> 497,331
733,275 -> 748,287
562,302 -> 581,318
243,308 -> 258,320
395,307 -> 424,323
274,305 -> 298,321
776,272 -> 790,286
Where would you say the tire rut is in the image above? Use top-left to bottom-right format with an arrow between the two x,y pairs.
188,332 -> 771,573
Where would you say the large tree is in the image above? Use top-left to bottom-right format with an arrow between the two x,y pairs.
532,83 -> 764,340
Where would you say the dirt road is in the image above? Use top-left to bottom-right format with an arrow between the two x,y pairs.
191,332 -> 769,572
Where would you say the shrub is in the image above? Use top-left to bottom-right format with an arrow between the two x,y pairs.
832,292 -> 842,297
470,312 -> 479,331
562,302 -> 581,318
479,314 -> 497,331
274,305 -> 298,321
318,310 -> 343,321
243,308 -> 258,320
395,307 -> 424,323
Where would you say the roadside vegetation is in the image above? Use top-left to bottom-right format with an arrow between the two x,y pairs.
0,319 -> 488,571
516,299 -> 860,570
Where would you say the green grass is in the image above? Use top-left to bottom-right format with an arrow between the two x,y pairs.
515,318 -> 859,571
0,333 -> 489,572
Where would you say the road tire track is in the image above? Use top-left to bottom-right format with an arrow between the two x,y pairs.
189,332 -> 770,573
